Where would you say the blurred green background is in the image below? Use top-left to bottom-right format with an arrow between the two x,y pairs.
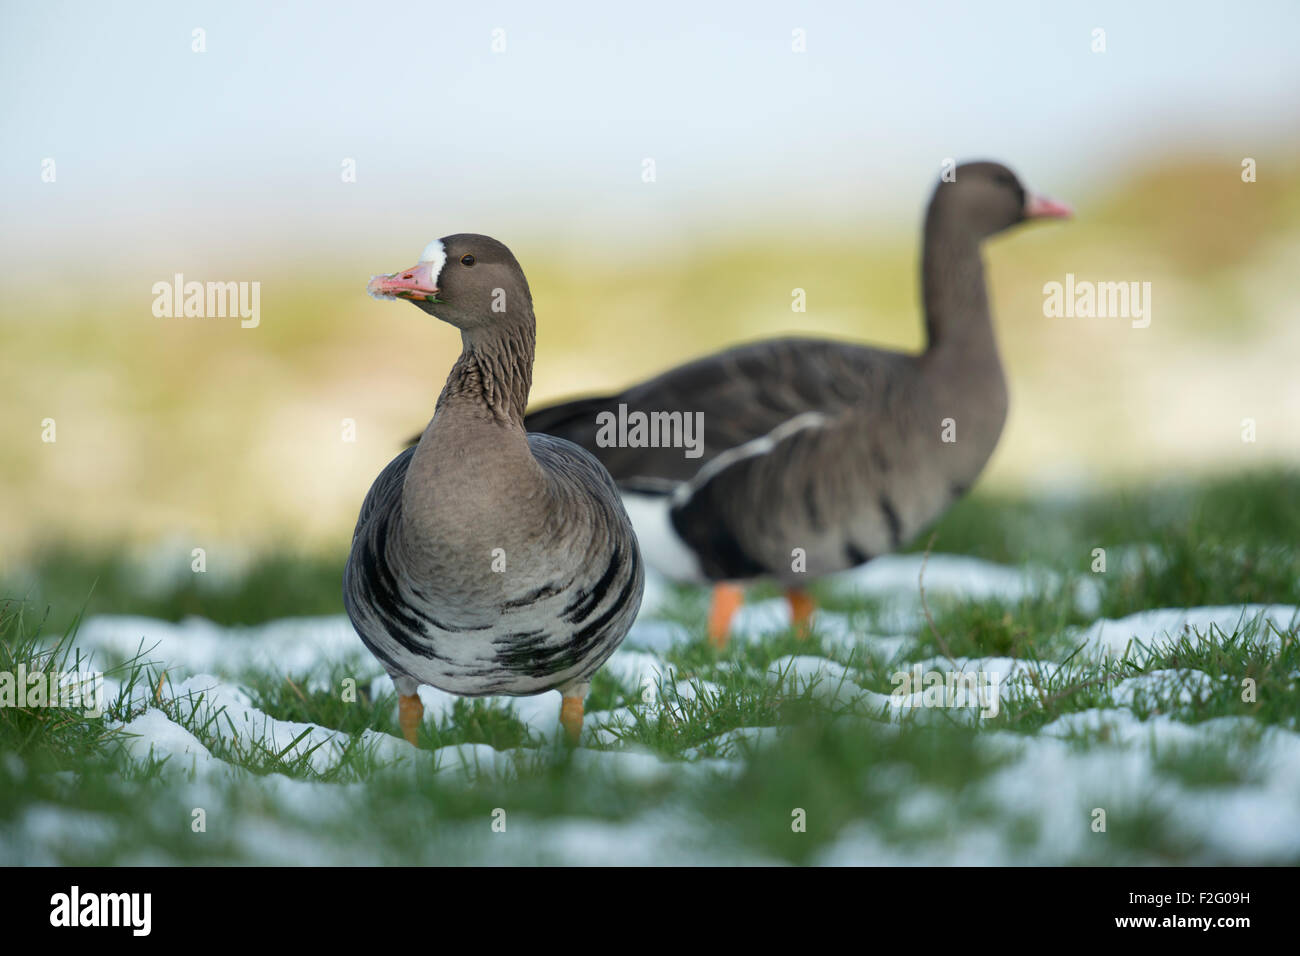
2,1 -> 1297,575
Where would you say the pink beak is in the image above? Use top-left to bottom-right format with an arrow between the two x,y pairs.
1024,194 -> 1073,220
367,261 -> 441,302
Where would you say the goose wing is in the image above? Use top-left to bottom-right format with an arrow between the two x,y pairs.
524,337 -> 910,490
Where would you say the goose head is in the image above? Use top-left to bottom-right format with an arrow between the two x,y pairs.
932,162 -> 1071,239
367,233 -> 533,330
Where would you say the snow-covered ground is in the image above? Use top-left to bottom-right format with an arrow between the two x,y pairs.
5,553 -> 1298,865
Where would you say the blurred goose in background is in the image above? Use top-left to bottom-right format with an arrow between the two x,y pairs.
346,234 -> 643,744
525,162 -> 1069,648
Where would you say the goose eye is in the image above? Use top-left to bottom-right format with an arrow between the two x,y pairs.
460,254 -> 475,266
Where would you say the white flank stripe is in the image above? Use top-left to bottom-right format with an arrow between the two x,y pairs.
672,411 -> 828,506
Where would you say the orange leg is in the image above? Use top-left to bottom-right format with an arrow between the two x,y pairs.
786,588 -> 816,640
708,583 -> 745,650
398,692 -> 424,747
560,695 -> 585,744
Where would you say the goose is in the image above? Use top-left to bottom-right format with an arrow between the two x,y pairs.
524,162 -> 1069,648
345,234 -> 644,744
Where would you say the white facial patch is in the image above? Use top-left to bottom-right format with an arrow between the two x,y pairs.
419,238 -> 447,284
366,237 -> 447,302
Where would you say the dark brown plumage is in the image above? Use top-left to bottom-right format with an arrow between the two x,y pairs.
523,162 -> 1070,644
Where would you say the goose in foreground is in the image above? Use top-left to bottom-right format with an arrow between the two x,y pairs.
345,234 -> 644,744
525,162 -> 1069,648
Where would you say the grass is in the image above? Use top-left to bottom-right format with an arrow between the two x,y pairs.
1,469 -> 1298,864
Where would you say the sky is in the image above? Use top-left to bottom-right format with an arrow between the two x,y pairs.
2,0 -> 1298,269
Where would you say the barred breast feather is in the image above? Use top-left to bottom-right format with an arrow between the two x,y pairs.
344,436 -> 643,698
